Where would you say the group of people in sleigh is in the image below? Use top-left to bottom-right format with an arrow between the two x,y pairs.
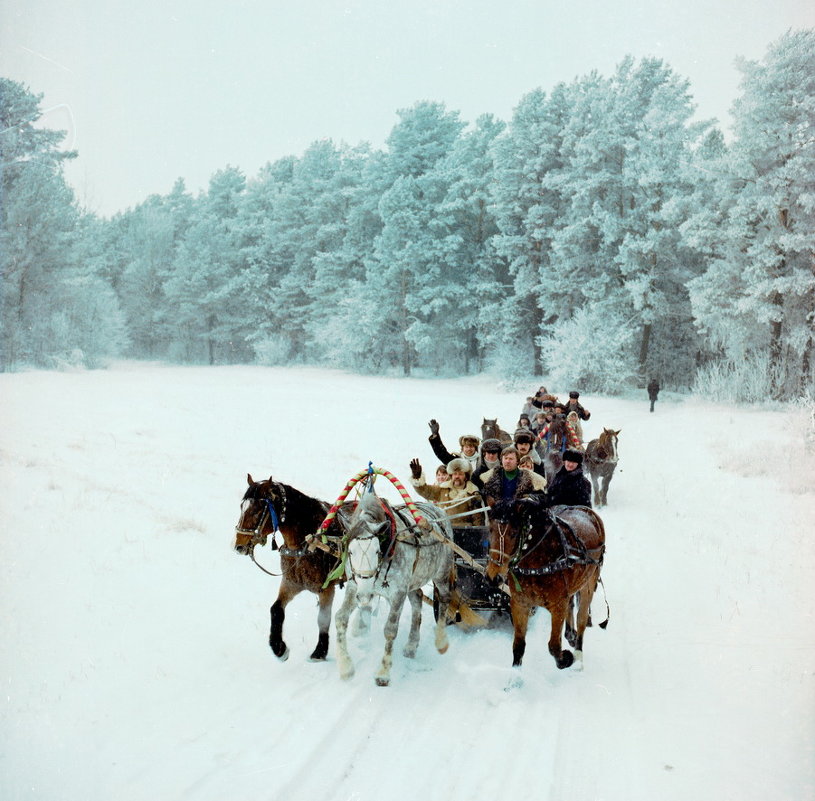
408,387 -> 593,530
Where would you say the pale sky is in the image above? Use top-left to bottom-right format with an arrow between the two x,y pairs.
2,0 -> 813,217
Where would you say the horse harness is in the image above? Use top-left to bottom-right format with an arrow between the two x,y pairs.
492,507 -> 604,578
346,500 -> 447,587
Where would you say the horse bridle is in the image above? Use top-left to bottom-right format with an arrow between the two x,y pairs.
235,483 -> 288,550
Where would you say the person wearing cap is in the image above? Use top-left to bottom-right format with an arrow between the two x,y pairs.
470,437 -> 503,490
408,457 -> 486,526
546,449 -> 592,508
563,391 -> 591,421
480,445 -> 540,519
513,428 -> 546,477
427,419 -> 480,473
531,389 -> 558,410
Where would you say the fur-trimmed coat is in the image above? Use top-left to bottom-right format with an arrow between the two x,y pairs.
481,467 -> 538,507
410,475 -> 486,526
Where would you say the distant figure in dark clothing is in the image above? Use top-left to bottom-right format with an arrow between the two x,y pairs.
647,378 -> 660,413
563,391 -> 591,421
546,449 -> 592,508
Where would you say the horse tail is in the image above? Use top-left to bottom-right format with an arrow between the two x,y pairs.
596,577 -> 610,629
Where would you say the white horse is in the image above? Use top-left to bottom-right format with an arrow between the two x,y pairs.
334,491 -> 454,686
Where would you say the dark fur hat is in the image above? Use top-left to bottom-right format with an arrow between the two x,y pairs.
513,429 -> 535,445
481,438 -> 502,454
569,391 -> 580,399
563,448 -> 584,464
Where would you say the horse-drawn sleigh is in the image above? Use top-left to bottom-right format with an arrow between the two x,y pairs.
233,464 -> 608,684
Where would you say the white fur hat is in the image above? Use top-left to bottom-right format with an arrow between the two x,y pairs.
447,457 -> 472,475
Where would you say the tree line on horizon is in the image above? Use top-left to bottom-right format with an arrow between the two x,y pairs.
1,30 -> 813,400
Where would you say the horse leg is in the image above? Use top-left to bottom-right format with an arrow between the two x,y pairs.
269,582 -> 300,661
432,576 -> 452,655
589,471 -> 601,507
309,584 -> 335,661
352,603 -> 371,637
548,599 -> 573,669
375,590 -> 407,686
565,593 -> 578,647
510,595 -> 532,667
402,588 -> 423,659
334,582 -> 357,680
600,473 -> 611,506
571,575 -> 598,671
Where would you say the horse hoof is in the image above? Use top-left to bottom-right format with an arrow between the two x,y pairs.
275,646 -> 290,662
375,676 -> 390,687
403,647 -> 417,659
556,650 -> 574,669
308,652 -> 327,662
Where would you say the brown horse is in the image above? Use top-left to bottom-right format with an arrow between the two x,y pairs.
481,418 -> 512,444
233,475 -> 354,662
585,428 -> 621,507
485,500 -> 605,671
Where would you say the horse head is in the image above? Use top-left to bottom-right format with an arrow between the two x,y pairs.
485,498 -> 542,581
481,418 -> 498,438
233,474 -> 285,555
599,428 -> 621,462
346,492 -> 392,605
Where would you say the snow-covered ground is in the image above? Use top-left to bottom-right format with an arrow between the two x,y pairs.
1,363 -> 813,801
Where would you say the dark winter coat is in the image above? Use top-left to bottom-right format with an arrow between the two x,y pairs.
428,434 -> 479,473
546,466 -> 592,508
647,380 -> 660,401
471,457 -> 501,490
563,400 -> 591,421
481,467 -> 537,509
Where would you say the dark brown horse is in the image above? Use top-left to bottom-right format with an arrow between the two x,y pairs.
485,500 -> 605,671
233,475 -> 353,661
585,428 -> 620,507
481,418 -> 512,444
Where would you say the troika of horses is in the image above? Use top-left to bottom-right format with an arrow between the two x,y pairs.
233,386 -> 618,685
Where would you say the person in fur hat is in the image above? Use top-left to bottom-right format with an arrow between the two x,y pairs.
563,391 -> 591,421
427,419 -> 480,473
546,448 -> 592,508
470,437 -> 503,490
513,428 -> 546,477
409,457 -> 486,526
480,446 -> 540,518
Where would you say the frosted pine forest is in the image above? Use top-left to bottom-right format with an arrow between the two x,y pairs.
2,24 -> 815,801
1,30 -> 814,400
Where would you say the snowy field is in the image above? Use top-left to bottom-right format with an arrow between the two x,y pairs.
1,363 -> 814,801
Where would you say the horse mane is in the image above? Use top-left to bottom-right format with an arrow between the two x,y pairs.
244,477 -> 334,535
